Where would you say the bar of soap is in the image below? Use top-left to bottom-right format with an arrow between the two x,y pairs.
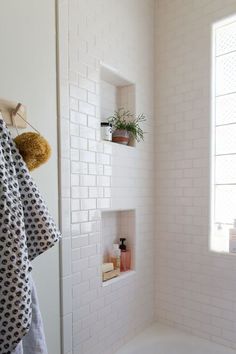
103,269 -> 120,281
102,262 -> 114,273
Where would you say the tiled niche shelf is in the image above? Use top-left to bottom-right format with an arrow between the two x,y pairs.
100,63 -> 136,147
101,209 -> 136,286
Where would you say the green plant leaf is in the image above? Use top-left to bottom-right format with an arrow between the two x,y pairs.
107,108 -> 146,142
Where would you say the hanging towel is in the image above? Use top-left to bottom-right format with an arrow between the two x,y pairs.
11,275 -> 48,354
0,114 -> 60,354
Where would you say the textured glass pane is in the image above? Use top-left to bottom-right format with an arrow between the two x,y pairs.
216,52 -> 236,96
216,21 -> 236,56
216,93 -> 236,125
216,124 -> 236,154
215,155 -> 236,184
215,185 -> 236,224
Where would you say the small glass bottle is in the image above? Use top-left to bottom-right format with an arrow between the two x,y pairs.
110,244 -> 121,272
101,122 -> 112,141
119,238 -> 131,272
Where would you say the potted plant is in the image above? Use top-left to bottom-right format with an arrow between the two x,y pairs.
108,108 -> 146,145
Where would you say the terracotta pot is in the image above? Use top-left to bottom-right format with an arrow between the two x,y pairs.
112,129 -> 130,145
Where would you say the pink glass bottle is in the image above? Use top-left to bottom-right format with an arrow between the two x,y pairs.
119,238 -> 131,272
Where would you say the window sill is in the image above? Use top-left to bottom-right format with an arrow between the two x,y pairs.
210,249 -> 236,257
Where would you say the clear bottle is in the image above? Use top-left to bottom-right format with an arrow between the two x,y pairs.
229,219 -> 236,253
101,122 -> 112,141
110,244 -> 121,271
119,238 -> 131,272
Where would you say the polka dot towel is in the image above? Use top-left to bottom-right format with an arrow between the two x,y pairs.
0,114 -> 61,354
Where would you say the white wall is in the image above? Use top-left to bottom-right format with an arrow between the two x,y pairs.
0,1 -> 61,353
155,0 -> 236,350
58,0 -> 155,353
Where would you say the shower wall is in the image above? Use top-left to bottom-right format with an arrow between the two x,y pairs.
58,1 -> 155,353
155,0 -> 236,350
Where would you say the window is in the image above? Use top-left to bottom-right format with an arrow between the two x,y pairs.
211,15 -> 236,252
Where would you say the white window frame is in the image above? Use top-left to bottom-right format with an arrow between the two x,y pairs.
210,14 -> 236,253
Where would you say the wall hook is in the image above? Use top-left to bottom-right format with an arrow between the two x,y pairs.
0,98 -> 27,128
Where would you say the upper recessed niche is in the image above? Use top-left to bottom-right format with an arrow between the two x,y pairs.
100,63 -> 136,146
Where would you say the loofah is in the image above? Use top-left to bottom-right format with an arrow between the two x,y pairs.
14,132 -> 51,171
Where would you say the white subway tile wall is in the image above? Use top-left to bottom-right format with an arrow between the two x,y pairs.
155,0 -> 236,350
58,0 -> 155,353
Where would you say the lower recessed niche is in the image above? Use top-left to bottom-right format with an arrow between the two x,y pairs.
101,209 -> 136,284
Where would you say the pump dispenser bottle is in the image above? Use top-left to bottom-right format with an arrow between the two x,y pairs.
229,219 -> 236,253
119,238 -> 131,272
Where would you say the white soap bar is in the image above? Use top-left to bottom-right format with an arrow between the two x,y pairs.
102,263 -> 114,273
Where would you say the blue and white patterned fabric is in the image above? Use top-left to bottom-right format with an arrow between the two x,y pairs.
0,114 -> 60,354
